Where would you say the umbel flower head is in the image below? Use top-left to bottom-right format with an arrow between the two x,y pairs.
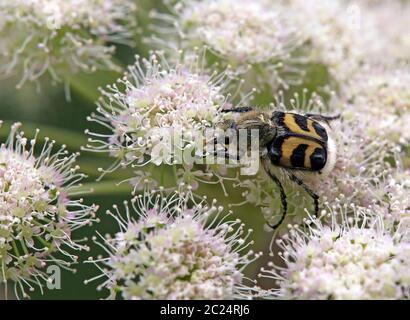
149,0 -> 304,92
0,122 -> 97,298
343,66 -> 410,147
0,0 -> 137,89
364,0 -> 410,62
260,204 -> 410,300
382,168 -> 410,233
86,186 -> 259,299
284,0 -> 381,84
85,52 -> 248,189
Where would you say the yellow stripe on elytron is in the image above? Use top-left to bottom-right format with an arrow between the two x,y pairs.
304,143 -> 317,168
280,136 -> 322,168
283,113 -> 322,140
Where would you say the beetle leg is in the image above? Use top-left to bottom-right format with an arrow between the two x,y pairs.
221,107 -> 254,113
261,158 -> 288,230
286,171 -> 319,216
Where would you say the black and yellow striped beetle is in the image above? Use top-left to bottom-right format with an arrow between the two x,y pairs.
218,107 -> 339,230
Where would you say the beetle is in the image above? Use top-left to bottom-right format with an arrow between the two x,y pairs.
217,106 -> 339,229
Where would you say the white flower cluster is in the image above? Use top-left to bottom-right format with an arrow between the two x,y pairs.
179,0 -> 298,64
284,0 -> 381,83
87,188 -> 259,299
364,0 -> 410,62
383,170 -> 410,229
0,122 -> 97,298
344,67 -> 410,146
85,53 -> 248,190
149,0 -> 386,92
0,0 -> 136,88
260,206 -> 410,300
150,0 -> 304,92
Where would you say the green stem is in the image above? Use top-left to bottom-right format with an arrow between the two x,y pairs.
173,165 -> 178,184
35,236 -> 52,250
160,165 -> 165,186
11,240 -> 21,257
32,218 -> 52,226
19,240 -> 29,256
